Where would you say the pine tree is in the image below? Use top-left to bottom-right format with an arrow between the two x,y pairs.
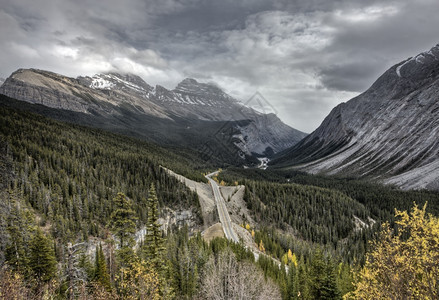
4,194 -> 36,278
308,249 -> 340,300
321,259 -> 341,299
94,243 -> 111,290
143,184 -> 164,269
336,262 -> 354,297
296,256 -> 308,299
110,192 -> 137,249
5,206 -> 30,276
287,264 -> 298,300
143,183 -> 174,298
29,229 -> 57,282
110,192 -> 138,268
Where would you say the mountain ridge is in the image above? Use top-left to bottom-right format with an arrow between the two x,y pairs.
272,43 -> 439,190
0,68 -> 307,164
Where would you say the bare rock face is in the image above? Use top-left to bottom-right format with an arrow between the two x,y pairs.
152,78 -> 307,154
1,69 -> 109,114
0,69 -> 306,158
234,113 -> 305,155
0,69 -> 168,118
154,78 -> 243,121
274,44 -> 439,190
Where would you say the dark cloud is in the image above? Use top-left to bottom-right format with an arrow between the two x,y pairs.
1,0 -> 439,132
154,1 -> 273,32
318,60 -> 384,92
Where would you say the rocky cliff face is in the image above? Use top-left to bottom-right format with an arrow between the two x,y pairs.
274,44 -> 439,190
0,69 -> 169,118
0,68 -> 306,160
1,69 -> 108,114
234,113 -> 305,155
151,77 -> 306,154
154,77 -> 243,121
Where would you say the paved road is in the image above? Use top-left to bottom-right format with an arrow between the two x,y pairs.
206,171 -> 239,243
205,171 -> 286,271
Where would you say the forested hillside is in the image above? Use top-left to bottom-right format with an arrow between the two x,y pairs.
242,181 -> 373,261
218,167 -> 439,262
0,104 -> 208,243
0,100 -> 438,299
0,102 -> 357,299
0,92 -> 261,167
220,167 -> 439,217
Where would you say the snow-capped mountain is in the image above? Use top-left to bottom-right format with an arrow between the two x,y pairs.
273,44 -> 439,190
79,73 -> 154,94
0,68 -> 306,162
0,78 -> 5,87
0,69 -> 169,118
153,78 -> 243,121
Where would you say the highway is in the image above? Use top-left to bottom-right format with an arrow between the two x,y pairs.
206,171 -> 239,243
205,171 -> 287,269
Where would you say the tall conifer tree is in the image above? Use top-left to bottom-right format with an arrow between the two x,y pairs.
143,184 -> 164,269
109,192 -> 137,249
94,243 -> 111,290
29,229 -> 57,282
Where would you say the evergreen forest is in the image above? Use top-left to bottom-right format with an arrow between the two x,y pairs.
0,104 -> 438,299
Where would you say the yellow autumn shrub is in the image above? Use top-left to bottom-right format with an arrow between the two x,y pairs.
351,203 -> 439,299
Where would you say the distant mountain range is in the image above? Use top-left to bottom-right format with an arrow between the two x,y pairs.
2,44 -> 439,190
273,44 -> 439,190
0,69 -> 306,165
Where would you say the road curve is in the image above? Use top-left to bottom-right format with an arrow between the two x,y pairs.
206,171 -> 239,243
205,172 -> 287,270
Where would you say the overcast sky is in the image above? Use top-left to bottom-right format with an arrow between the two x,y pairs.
1,0 -> 439,132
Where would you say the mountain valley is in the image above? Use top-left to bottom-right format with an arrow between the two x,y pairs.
1,42 -> 439,299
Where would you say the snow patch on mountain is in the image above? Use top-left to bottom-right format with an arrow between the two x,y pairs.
89,73 -> 151,95
90,76 -> 115,89
396,62 -> 406,78
107,74 -> 148,93
396,44 -> 439,78
257,157 -> 270,170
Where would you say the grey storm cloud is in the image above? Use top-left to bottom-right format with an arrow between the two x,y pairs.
1,0 -> 439,132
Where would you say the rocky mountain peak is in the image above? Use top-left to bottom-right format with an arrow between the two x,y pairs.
358,43 -> 439,108
179,78 -> 198,85
393,43 -> 439,81
154,84 -> 169,94
108,72 -> 152,89
396,43 -> 438,73
174,78 -> 228,97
